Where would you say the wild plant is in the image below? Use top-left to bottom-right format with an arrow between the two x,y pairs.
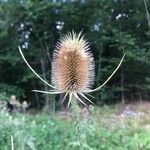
19,31 -> 125,149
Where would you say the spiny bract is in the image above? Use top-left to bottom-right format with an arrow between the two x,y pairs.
19,31 -> 125,107
52,32 -> 95,93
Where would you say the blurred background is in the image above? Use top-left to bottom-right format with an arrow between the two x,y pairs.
0,0 -> 150,111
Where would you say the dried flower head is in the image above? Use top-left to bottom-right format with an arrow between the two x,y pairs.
52,32 -> 94,93
19,31 -> 125,106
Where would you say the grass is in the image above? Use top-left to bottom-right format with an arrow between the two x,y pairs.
0,102 -> 150,150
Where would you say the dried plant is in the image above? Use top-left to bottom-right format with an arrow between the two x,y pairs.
19,31 -> 125,107
19,31 -> 125,149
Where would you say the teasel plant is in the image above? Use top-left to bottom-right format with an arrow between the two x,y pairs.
19,31 -> 125,149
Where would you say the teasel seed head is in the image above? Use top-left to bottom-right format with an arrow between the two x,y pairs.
52,31 -> 95,93
19,31 -> 125,107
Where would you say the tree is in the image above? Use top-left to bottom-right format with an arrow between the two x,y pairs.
0,0 -> 149,109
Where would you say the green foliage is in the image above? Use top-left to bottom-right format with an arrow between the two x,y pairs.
0,0 -> 149,105
0,83 -> 25,99
0,92 -> 9,101
0,107 -> 150,150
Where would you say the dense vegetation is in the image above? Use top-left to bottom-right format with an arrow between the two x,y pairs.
0,104 -> 150,150
0,1 -> 150,149
0,0 -> 150,109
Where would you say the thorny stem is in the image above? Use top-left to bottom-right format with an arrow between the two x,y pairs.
71,95 -> 85,150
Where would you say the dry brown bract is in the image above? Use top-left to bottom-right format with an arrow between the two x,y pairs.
52,32 -> 94,93
19,31 -> 125,107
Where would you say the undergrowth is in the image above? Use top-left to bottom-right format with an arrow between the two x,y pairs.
0,105 -> 150,150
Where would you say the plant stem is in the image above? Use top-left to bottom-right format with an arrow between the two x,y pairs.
71,95 -> 85,150
11,135 -> 14,150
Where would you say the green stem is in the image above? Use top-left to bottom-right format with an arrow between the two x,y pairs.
71,95 -> 85,150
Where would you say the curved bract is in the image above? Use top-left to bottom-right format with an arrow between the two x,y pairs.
86,54 -> 126,93
19,32 -> 125,107
18,46 -> 56,89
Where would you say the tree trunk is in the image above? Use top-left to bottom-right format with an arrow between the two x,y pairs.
31,79 -> 40,108
143,0 -> 150,31
121,68 -> 125,104
96,42 -> 103,105
40,58 -> 50,113
44,42 -> 56,112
